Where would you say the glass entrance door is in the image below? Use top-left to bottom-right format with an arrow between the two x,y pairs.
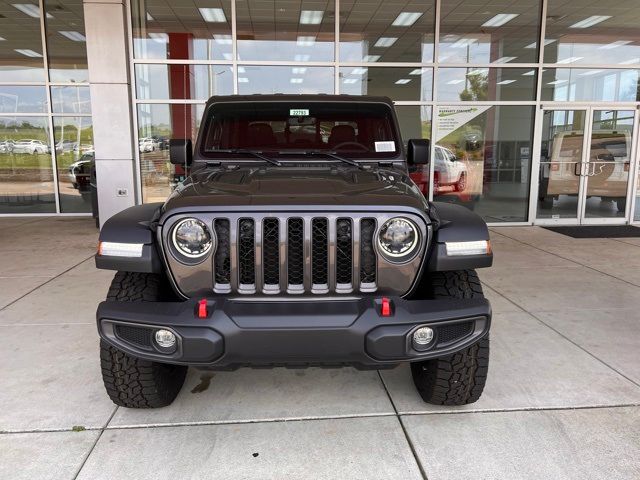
535,108 -> 638,224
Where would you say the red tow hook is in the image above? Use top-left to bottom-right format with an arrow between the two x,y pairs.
197,299 -> 208,319
381,297 -> 392,317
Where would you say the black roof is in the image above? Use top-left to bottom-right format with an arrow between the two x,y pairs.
205,94 -> 394,107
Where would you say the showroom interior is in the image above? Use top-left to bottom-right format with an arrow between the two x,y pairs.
1,0 -> 640,226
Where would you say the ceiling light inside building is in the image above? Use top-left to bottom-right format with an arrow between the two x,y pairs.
395,79 -> 411,84
238,77 -> 249,83
557,56 -> 583,64
295,54 -> 310,61
14,48 -> 42,57
214,34 -> 232,45
481,13 -> 518,27
547,80 -> 567,85
619,58 -> 640,65
496,79 -> 516,84
374,37 -> 397,48
292,67 -> 307,74
343,78 -> 358,84
290,78 -> 303,84
351,68 -> 368,75
409,68 -> 425,75
297,36 -> 315,46
299,10 -> 323,24
522,70 -> 536,76
450,38 -> 477,48
146,12 -> 154,21
578,69 -> 603,76
569,15 -> 610,28
148,32 -> 168,43
199,7 -> 226,23
12,3 -> 52,18
525,39 -> 556,49
363,55 -> 380,62
598,40 -> 632,50
392,12 -> 423,27
446,79 -> 464,84
223,53 -> 233,60
0,37 -> 6,41
59,31 -> 86,42
494,56 -> 516,63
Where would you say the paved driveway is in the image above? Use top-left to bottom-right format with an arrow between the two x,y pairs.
1,218 -> 639,479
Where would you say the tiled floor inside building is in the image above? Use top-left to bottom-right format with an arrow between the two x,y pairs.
1,217 -> 639,479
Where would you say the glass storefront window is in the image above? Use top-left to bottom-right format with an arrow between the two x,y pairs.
44,0 -> 89,82
438,0 -> 541,64
340,68 -> 432,101
544,1 -> 640,66
0,86 -> 48,113
134,65 -> 234,100
131,0 -> 232,60
53,116 -> 93,213
237,66 -> 334,94
433,105 -> 534,222
0,116 -> 55,213
339,0 -> 435,63
51,86 -> 91,114
137,103 -> 204,203
236,1 -> 335,62
541,69 -> 640,102
0,1 -> 46,81
396,106 -> 433,198
437,68 -> 536,101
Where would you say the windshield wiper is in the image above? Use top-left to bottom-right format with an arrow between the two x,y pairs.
210,149 -> 282,166
277,150 -> 365,170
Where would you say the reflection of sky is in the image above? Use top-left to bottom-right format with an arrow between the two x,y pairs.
0,86 -> 48,113
238,66 -> 334,94
545,69 -> 639,102
546,41 -> 640,65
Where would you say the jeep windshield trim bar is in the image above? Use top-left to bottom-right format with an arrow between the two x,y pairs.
208,148 -> 282,166
276,150 -> 365,169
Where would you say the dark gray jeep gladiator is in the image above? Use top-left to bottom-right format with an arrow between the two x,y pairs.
95,94 -> 493,408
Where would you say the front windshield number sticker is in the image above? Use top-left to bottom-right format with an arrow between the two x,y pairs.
375,141 -> 395,152
290,109 -> 309,116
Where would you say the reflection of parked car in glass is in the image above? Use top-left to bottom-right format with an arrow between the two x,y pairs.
139,137 -> 159,153
12,139 -> 50,154
56,139 -> 78,153
68,152 -> 95,191
0,140 -> 15,153
539,130 -> 630,210
409,145 -> 467,194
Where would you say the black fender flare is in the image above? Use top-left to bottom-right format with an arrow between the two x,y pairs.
95,203 -> 163,273
427,202 -> 493,271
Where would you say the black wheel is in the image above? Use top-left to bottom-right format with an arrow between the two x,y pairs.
410,270 -> 490,405
100,272 -> 187,408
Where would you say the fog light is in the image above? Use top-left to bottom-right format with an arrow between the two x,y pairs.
413,327 -> 434,346
155,329 -> 176,348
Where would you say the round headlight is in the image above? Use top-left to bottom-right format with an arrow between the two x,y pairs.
377,217 -> 419,260
172,218 -> 213,259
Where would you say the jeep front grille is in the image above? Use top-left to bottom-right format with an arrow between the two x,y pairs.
163,212 -> 429,298
210,215 -> 378,295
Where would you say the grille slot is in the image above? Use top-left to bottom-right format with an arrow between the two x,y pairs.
311,218 -> 329,291
214,219 -> 231,291
437,322 -> 474,345
335,218 -> 353,288
238,218 -> 255,288
263,218 -> 280,289
360,218 -> 377,288
115,325 -> 153,350
287,218 -> 305,290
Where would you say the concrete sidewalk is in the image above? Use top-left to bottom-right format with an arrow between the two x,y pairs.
0,218 -> 639,479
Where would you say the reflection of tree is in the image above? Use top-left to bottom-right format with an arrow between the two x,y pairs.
459,74 -> 488,101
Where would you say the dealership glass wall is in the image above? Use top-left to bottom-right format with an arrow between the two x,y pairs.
129,0 -> 640,223
0,0 -> 94,214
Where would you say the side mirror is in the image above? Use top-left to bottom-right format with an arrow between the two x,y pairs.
169,139 -> 192,166
407,139 -> 430,165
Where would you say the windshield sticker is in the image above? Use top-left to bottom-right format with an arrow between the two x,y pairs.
289,109 -> 309,116
375,141 -> 395,152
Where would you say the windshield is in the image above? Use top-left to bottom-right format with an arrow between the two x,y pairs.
200,101 -> 400,160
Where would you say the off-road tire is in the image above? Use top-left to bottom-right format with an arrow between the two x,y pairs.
100,272 -> 187,408
411,270 -> 489,405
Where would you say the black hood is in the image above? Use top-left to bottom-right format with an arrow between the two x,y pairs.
162,165 -> 428,212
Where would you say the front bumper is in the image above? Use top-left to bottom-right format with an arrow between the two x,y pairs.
97,296 -> 491,369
